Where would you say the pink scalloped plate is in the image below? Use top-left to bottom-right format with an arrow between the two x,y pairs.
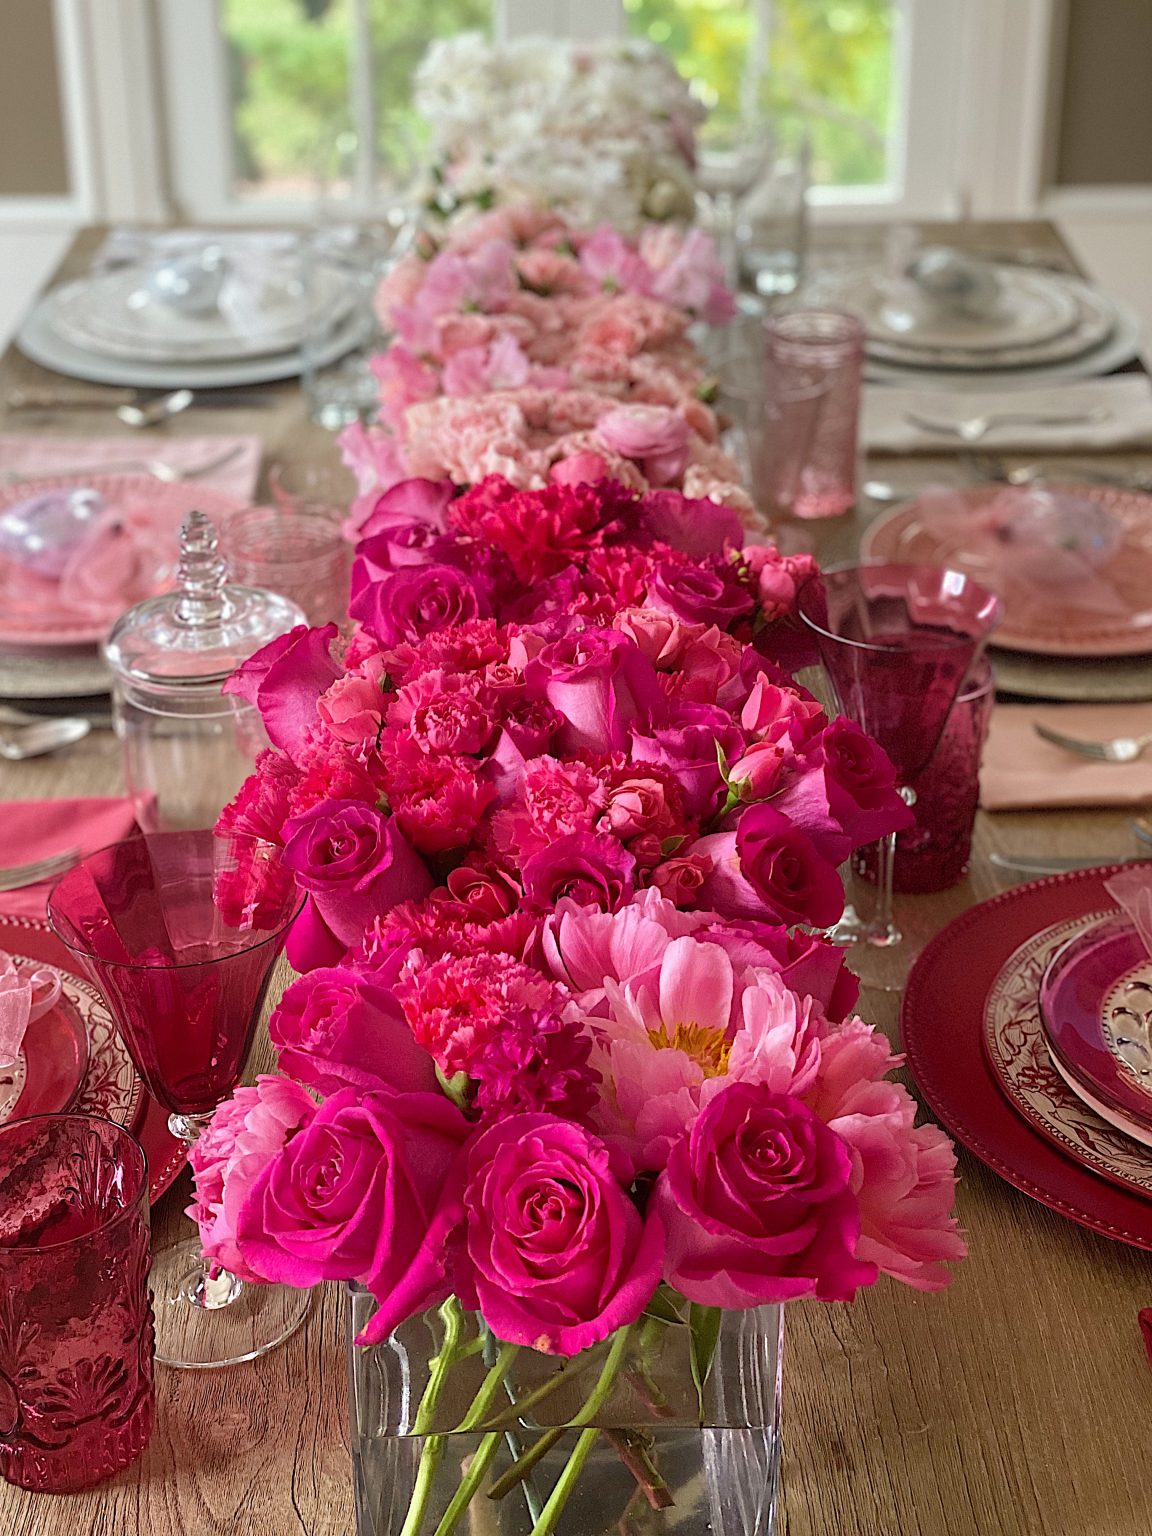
861,483 -> 1152,657
903,863 -> 1152,1250
0,912 -> 185,1203
0,474 -> 245,649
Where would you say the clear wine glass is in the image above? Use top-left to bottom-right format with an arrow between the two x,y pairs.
48,828 -> 308,1370
797,563 -> 1003,984
696,116 -> 771,288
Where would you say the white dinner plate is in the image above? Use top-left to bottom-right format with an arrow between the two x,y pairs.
864,300 -> 1142,391
17,295 -> 372,389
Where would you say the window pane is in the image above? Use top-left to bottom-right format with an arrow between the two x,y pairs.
220,0 -> 490,201
623,0 -> 897,190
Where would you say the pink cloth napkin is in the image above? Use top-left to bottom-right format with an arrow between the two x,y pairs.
0,798 -> 137,920
981,701 -> 1152,811
0,435 -> 262,501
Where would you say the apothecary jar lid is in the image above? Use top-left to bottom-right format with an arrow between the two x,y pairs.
103,508 -> 306,690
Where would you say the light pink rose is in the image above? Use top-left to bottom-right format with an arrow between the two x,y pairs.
317,653 -> 392,746
596,405 -> 691,486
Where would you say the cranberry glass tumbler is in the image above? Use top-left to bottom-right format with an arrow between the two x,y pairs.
0,1114 -> 154,1492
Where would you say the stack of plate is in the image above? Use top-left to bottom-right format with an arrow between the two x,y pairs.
16,239 -> 366,390
803,262 -> 1141,391
860,482 -> 1152,703
904,865 -> 1152,1253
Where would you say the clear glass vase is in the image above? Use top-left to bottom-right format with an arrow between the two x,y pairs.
347,1290 -> 783,1536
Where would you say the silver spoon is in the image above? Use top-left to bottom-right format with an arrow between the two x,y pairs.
0,718 -> 90,761
116,389 -> 194,429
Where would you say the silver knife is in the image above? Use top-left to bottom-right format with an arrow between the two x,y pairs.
990,853 -> 1149,876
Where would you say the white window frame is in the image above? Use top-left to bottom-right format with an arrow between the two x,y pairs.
151,0 -> 1060,226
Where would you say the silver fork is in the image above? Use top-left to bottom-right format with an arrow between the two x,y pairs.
904,406 -> 1110,443
1033,722 -> 1152,764
0,443 -> 245,486
0,848 -> 80,893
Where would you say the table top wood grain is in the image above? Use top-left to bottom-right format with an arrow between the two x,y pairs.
2,221 -> 1150,1536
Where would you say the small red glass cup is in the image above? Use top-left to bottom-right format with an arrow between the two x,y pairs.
0,1114 -> 154,1493
754,308 -> 864,522
854,659 -> 996,893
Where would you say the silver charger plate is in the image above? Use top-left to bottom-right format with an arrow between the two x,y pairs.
0,647 -> 112,699
17,293 -> 372,390
992,647 -> 1152,704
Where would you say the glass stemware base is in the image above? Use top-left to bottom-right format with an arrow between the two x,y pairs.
152,1109 -> 312,1370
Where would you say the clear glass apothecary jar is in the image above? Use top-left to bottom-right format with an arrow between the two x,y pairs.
103,509 -> 305,832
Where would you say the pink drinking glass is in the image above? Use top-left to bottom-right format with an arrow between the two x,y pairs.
854,658 -> 995,893
797,563 -> 1002,962
0,1114 -> 154,1492
754,308 -> 863,522
47,830 -> 308,1371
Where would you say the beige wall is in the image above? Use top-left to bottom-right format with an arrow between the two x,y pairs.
0,0 -> 70,196
1055,0 -> 1152,186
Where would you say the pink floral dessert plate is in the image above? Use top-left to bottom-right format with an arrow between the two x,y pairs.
1039,912 -> 1152,1144
0,960 -> 89,1125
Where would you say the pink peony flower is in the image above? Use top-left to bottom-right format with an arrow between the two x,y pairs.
459,1114 -> 665,1355
654,1081 -> 875,1306
188,1075 -> 317,1282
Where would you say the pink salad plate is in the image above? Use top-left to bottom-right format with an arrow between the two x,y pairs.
1039,912 -> 1152,1145
860,483 -> 1152,658
902,863 -> 1152,1251
0,474 -> 245,649
0,961 -> 89,1125
0,911 -> 184,1203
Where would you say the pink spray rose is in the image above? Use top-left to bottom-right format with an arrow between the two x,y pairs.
459,1114 -> 665,1354
188,1075 -> 317,1283
282,800 -> 433,966
654,1081 -> 876,1307
317,652 -> 392,747
223,624 -> 341,761
269,967 -> 438,1097
235,1087 -> 471,1302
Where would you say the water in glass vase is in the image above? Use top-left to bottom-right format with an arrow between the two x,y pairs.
347,1292 -> 783,1536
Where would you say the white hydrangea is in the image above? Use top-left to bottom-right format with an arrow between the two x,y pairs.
412,34 -> 703,230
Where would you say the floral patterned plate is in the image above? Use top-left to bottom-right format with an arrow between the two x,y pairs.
0,913 -> 184,1202
982,909 -> 1152,1195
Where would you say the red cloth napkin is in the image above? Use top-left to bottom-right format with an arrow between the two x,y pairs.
0,798 -> 137,919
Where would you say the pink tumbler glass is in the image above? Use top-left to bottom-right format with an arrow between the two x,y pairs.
754,308 -> 863,522
0,1114 -> 154,1493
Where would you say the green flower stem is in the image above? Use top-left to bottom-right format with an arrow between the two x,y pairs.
603,1430 -> 673,1510
457,1343 -> 519,1431
399,1300 -> 471,1536
486,1426 -> 566,1501
430,1432 -> 502,1536
529,1427 -> 599,1536
480,1341 -> 609,1431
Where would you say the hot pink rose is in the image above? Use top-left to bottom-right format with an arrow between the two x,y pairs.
350,564 -> 488,648
282,800 -> 433,963
648,559 -> 753,629
654,1081 -> 875,1307
269,967 -> 437,1096
223,624 -> 341,762
235,1088 -> 471,1304
773,718 -> 912,864
459,1114 -> 665,1354
631,701 -> 744,819
522,832 -> 637,913
188,1075 -> 317,1283
688,807 -> 844,929
530,628 -> 662,756
355,478 -> 455,541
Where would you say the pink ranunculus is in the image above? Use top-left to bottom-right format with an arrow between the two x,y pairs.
223,624 -> 341,762
522,831 -> 637,913
188,1075 -> 317,1283
596,405 -> 691,486
772,718 -> 913,865
654,1081 -> 875,1307
235,1088 -> 472,1310
639,489 -> 743,557
349,563 -> 488,647
530,627 -> 662,756
317,653 -> 392,747
269,967 -> 437,1096
805,1020 -> 965,1290
281,800 -> 433,959
459,1114 -> 665,1355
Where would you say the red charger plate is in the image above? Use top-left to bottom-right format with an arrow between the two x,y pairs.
902,862 -> 1152,1251
0,911 -> 185,1203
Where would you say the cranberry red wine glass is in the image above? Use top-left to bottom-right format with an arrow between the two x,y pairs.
0,1114 -> 154,1491
797,563 -> 1002,966
48,830 -> 307,1370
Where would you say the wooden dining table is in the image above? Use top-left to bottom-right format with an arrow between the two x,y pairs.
1,220 -> 1151,1536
